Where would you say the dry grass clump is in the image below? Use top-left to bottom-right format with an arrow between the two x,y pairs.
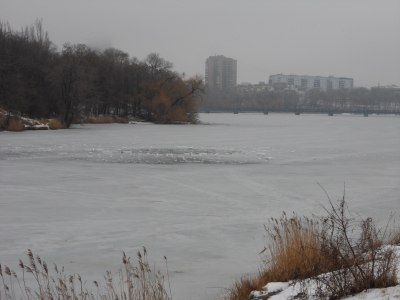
387,222 -> 400,245
262,213 -> 323,282
224,274 -> 269,300
0,248 -> 171,300
223,215 -> 324,300
0,113 -> 7,131
391,230 -> 400,245
84,115 -> 128,124
223,192 -> 398,300
49,118 -> 66,130
0,112 -> 25,131
4,117 -> 25,132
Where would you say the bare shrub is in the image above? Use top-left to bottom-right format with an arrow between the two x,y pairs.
142,86 -> 198,124
311,190 -> 398,299
49,118 -> 66,130
0,248 -> 171,300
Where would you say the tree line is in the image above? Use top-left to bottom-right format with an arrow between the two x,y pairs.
200,85 -> 400,113
0,20 -> 204,127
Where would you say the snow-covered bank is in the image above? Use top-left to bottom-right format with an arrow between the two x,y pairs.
252,276 -> 400,300
260,282 -> 400,300
0,111 -> 50,131
250,246 -> 400,300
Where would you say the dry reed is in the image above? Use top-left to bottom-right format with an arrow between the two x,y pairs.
224,275 -> 269,300
5,118 -> 25,132
0,113 -> 24,131
262,213 -> 324,282
392,230 -> 400,245
0,248 -> 171,300
49,118 -> 66,130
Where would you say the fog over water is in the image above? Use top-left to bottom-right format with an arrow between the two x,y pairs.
1,1 -> 400,87
1,113 -> 399,300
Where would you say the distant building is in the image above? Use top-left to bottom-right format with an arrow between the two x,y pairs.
371,85 -> 400,96
235,82 -> 271,93
269,74 -> 353,91
205,55 -> 237,90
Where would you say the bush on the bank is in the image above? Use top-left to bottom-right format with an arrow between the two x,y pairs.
224,195 -> 399,300
49,118 -> 66,129
3,117 -> 25,132
262,213 -> 323,282
310,194 -> 398,299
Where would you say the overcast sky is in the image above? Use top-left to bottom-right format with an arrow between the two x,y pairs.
2,0 -> 399,87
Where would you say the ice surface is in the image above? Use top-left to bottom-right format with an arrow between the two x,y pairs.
1,113 -> 399,300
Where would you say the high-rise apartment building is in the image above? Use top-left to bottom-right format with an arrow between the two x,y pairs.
205,55 -> 237,90
269,74 -> 353,91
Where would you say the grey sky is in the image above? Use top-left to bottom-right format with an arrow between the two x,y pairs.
2,0 -> 399,87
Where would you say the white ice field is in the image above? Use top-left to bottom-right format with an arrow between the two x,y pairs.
1,113 -> 399,300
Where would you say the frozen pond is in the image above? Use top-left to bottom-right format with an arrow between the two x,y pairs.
1,113 -> 399,300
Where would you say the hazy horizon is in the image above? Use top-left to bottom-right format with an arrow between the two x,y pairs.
1,0 -> 399,88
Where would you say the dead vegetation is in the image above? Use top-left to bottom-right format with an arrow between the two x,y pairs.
0,111 -> 67,131
48,118 -> 66,130
0,113 -> 8,131
82,115 -> 129,124
0,248 -> 171,300
224,191 -> 399,300
6,118 -> 25,132
0,115 -> 25,132
391,230 -> 400,246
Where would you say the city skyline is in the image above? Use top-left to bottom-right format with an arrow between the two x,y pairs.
1,1 -> 399,87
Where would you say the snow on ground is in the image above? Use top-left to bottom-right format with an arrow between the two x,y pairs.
0,111 -> 50,130
1,113 -> 399,300
261,278 -> 400,300
19,116 -> 49,129
268,284 -> 400,300
251,246 -> 400,300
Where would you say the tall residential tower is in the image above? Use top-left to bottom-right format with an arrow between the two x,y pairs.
205,55 -> 237,90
